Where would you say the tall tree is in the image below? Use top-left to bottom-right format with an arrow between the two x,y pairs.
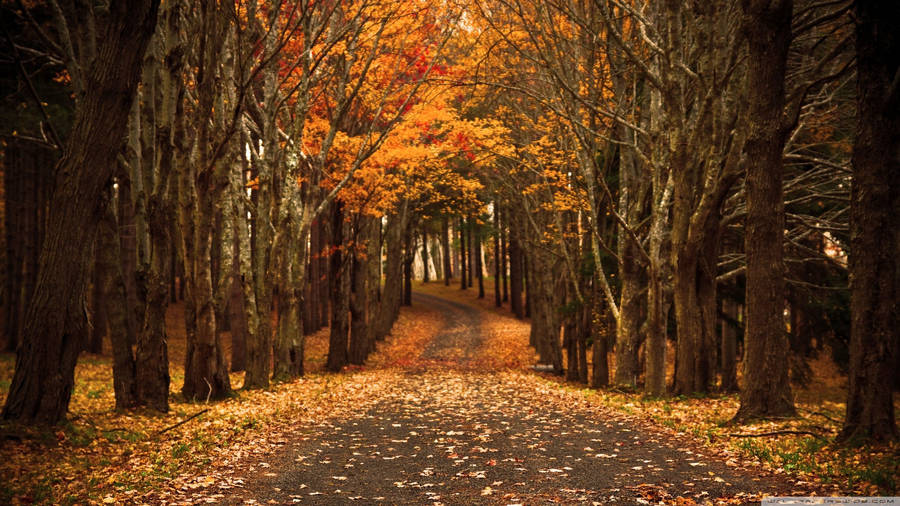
493,204 -> 502,307
459,217 -> 468,290
509,228 -> 524,319
474,217 -> 485,299
839,0 -> 899,443
421,226 -> 430,282
178,0 -> 232,401
2,0 -> 160,424
326,201 -> 350,372
442,217 -> 452,286
734,0 -> 796,420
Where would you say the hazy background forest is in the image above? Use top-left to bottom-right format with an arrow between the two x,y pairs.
0,0 -> 897,503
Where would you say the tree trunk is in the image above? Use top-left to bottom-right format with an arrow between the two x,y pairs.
181,177 -> 231,400
453,220 -> 461,282
500,207 -> 508,303
273,218 -> 306,381
839,0 -> 899,443
304,219 -> 321,334
377,202 -> 408,340
116,166 -> 140,348
441,217 -> 452,285
226,132 -> 248,373
89,260 -> 109,354
136,193 -> 173,413
474,218 -> 485,299
430,235 -> 442,281
349,216 -> 374,365
509,232 -> 524,319
1,0 -> 160,424
228,266 -> 247,371
421,227 -> 429,283
318,217 -> 330,329
564,310 -> 579,382
459,217 -> 467,290
98,205 -> 140,409
403,227 -> 413,306
326,201 -> 350,372
529,251 -> 563,373
615,234 -> 644,389
575,221 -> 591,385
245,151 -> 273,389
349,248 -> 368,364
734,0 -> 795,420
524,253 -> 532,318
720,295 -> 738,392
467,219 -> 474,288
672,250 -> 702,394
130,7 -> 182,411
232,141 -> 261,379
645,245 -> 668,396
494,204 -> 502,307
365,216 -> 382,356
591,293 -> 610,388
577,296 -> 589,384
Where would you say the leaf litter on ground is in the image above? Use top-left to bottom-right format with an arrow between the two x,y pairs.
1,282 -> 897,504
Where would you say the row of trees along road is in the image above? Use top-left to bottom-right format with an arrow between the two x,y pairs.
0,0 -> 896,443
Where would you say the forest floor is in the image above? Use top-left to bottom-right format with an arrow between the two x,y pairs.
0,283 -> 896,504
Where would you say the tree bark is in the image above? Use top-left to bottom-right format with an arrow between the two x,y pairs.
524,253 -> 532,318
227,148 -> 248,373
459,217 -> 467,290
304,218 -> 322,334
365,216 -> 382,356
577,295 -> 590,384
615,234 -> 644,389
474,218 -> 485,299
318,217 -> 330,329
734,0 -> 796,420
591,291 -> 610,388
402,227 -> 413,306
181,171 -> 231,400
89,259 -> 108,354
131,4 -> 183,411
228,266 -> 247,371
720,295 -> 738,392
98,204 -> 140,409
2,0 -> 160,424
528,250 -> 563,373
441,217 -> 452,285
564,316 -> 579,382
326,201 -> 350,372
137,192 -> 173,412
509,232 -> 524,319
838,0 -> 899,443
467,218 -> 474,288
377,203 -> 408,340
421,227 -> 429,283
494,204 -> 502,307
500,207 -> 509,303
116,162 -> 140,348
349,216 -> 374,365
273,219 -> 306,381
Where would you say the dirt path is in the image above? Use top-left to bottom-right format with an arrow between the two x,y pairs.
184,291 -> 807,505
416,292 -> 484,364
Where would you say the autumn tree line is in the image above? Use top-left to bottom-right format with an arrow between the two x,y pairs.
458,0 -> 897,444
0,0 -> 497,421
0,0 -> 897,445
